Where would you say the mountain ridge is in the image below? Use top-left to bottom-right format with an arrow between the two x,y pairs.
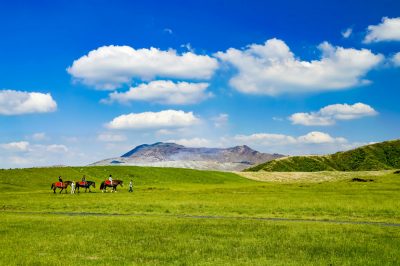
91,142 -> 283,171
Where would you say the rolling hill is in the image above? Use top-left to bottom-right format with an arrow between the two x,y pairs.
91,142 -> 283,171
245,139 -> 400,172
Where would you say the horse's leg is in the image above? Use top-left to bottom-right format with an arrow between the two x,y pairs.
59,188 -> 63,194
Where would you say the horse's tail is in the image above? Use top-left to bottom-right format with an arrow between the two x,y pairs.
51,183 -> 54,190
100,181 -> 104,190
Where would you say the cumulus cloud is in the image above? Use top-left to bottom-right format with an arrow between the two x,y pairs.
341,28 -> 353,38
234,131 -> 346,145
392,52 -> 400,67
97,133 -> 127,142
1,141 -> 30,151
231,131 -> 355,155
105,80 -> 212,105
364,17 -> 400,43
106,110 -> 199,130
166,137 -> 211,147
67,45 -> 218,90
0,141 -> 72,167
289,103 -> 378,126
0,90 -> 57,115
215,38 -> 383,95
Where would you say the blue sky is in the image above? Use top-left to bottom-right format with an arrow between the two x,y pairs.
0,0 -> 399,167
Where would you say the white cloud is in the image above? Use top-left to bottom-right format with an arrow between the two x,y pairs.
234,131 -> 346,145
166,137 -> 211,147
1,141 -> 30,151
105,80 -> 212,105
212,113 -> 229,128
46,144 -> 69,153
289,113 -> 333,126
234,133 -> 297,146
106,110 -> 199,130
297,131 -> 347,144
31,133 -> 47,141
341,28 -> 353,38
289,103 -> 378,126
67,45 -> 218,90
0,90 -> 57,115
232,131 -> 354,155
0,141 -> 71,167
181,43 -> 194,52
97,133 -> 127,142
392,52 -> 400,67
364,17 -> 400,43
215,38 -> 383,95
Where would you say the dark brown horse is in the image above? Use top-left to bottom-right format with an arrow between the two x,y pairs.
51,181 -> 72,194
75,181 -> 96,193
100,180 -> 123,192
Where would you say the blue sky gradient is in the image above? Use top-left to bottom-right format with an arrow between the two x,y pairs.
0,0 -> 399,167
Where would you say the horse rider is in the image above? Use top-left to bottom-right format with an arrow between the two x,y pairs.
108,174 -> 113,185
58,176 -> 63,185
82,175 -> 86,184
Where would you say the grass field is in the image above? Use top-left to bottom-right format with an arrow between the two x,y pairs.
1,166 -> 400,265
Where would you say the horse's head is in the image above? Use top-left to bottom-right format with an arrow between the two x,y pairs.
91,181 -> 96,188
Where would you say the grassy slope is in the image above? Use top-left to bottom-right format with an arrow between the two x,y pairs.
1,166 -> 400,265
246,139 -> 400,172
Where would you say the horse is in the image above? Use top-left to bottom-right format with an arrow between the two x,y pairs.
100,180 -> 123,193
51,181 -> 73,194
75,181 -> 96,193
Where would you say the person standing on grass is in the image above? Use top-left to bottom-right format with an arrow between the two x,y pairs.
71,181 -> 75,194
129,179 -> 133,192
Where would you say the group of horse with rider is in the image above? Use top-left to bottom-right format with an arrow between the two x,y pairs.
51,174 -> 131,194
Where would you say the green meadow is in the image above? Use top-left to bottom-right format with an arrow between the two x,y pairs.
1,166 -> 400,265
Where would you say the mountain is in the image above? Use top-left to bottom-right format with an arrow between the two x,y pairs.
90,142 -> 283,171
245,139 -> 400,172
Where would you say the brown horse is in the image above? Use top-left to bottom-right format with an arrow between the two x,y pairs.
51,181 -> 73,194
100,180 -> 123,192
75,181 -> 96,193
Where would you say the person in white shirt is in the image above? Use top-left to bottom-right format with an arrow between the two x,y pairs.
129,180 -> 133,192
71,181 -> 75,194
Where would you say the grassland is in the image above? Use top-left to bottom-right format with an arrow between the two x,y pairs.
1,166 -> 400,265
246,139 -> 400,172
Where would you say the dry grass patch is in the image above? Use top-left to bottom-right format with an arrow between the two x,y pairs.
236,170 -> 391,183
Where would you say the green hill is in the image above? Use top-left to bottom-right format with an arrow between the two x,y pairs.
245,139 -> 400,172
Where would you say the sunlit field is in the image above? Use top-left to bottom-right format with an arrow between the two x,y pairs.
1,166 -> 400,265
